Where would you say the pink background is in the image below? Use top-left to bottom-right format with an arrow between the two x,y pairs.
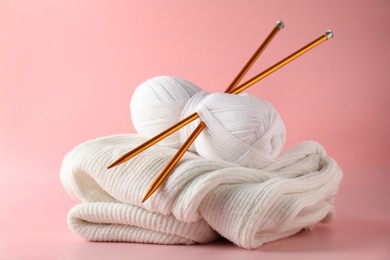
1,0 -> 389,259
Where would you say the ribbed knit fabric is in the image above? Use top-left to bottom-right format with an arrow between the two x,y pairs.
60,134 -> 342,249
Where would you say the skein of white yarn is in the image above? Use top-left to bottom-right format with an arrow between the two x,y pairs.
130,76 -> 286,169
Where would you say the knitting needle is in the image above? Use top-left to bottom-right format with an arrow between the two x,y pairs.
109,29 -> 333,171
224,20 -> 285,93
142,30 -> 334,202
124,29 -> 334,202
141,21 -> 285,202
230,30 -> 334,95
107,21 -> 285,170
109,29 -> 333,172
142,122 -> 207,202
107,112 -> 199,169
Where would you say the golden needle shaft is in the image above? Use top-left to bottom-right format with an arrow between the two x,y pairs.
108,30 -> 333,171
142,122 -> 206,203
224,21 -> 284,94
141,22 -> 285,202
142,30 -> 333,202
107,112 -> 199,169
231,32 -> 333,95
108,21 -> 284,170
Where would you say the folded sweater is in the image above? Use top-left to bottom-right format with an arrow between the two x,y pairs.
60,134 -> 342,249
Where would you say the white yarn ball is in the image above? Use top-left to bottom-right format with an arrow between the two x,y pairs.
131,76 -> 201,147
130,76 -> 286,169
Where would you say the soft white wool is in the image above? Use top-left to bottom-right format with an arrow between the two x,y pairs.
131,76 -> 286,169
60,134 -> 342,249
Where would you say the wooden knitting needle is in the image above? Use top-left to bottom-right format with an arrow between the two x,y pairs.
142,29 -> 333,202
141,21 -> 285,202
107,21 -> 284,170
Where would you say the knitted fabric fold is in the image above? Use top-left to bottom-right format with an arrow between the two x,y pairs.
60,134 -> 342,249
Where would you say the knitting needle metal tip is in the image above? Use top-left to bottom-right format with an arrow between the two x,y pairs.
325,30 -> 334,39
276,20 -> 285,29
142,122 -> 207,203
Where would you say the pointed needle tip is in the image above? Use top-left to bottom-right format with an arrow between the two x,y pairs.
141,194 -> 150,203
142,188 -> 155,203
107,161 -> 120,170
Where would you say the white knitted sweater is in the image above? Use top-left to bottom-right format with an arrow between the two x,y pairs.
60,134 -> 342,249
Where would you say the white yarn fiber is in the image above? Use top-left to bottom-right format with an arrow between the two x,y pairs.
60,134 -> 343,249
131,76 -> 286,169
